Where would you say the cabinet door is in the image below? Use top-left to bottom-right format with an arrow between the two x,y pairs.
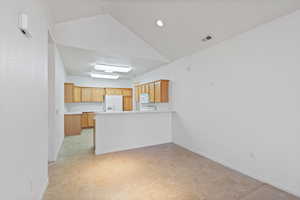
81,87 -> 93,102
154,81 -> 161,102
64,83 -> 74,103
160,80 -> 169,102
144,84 -> 149,94
92,88 -> 105,102
73,86 -> 82,103
81,113 -> 88,128
106,88 -> 122,95
87,113 -> 96,127
123,96 -> 133,111
65,114 -> 81,136
141,84 -> 146,94
154,80 -> 169,103
122,88 -> 132,96
149,82 -> 155,103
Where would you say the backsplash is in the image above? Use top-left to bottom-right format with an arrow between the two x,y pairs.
65,103 -> 105,112
139,103 -> 172,111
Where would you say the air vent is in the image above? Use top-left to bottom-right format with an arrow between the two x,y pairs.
202,35 -> 212,42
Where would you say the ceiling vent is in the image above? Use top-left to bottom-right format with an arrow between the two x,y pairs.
202,35 -> 212,42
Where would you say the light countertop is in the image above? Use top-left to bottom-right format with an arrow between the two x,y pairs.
65,110 -> 175,115
64,112 -> 83,115
95,110 -> 174,115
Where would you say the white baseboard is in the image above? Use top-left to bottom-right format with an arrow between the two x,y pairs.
174,142 -> 300,198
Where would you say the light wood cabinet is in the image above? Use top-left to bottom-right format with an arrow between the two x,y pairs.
122,88 -> 132,96
64,114 -> 82,136
123,96 -> 133,111
154,81 -> 161,102
141,84 -> 149,94
92,88 -> 105,102
105,88 -> 123,95
81,113 -> 89,129
87,113 -> 96,127
149,82 -> 155,103
73,86 -> 82,103
135,80 -> 169,103
154,80 -> 169,103
81,87 -> 93,102
81,112 -> 95,128
81,87 -> 105,102
64,83 -> 74,103
65,83 -> 134,105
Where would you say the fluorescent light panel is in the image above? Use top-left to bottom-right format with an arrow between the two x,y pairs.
94,64 -> 132,73
90,73 -> 120,79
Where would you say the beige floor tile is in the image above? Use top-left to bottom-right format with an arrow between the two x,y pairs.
43,129 -> 300,200
241,185 -> 300,200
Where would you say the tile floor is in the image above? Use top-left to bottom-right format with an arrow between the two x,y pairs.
44,129 -> 299,200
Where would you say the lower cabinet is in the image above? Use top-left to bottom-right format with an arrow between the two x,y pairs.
64,114 -> 82,136
87,113 -> 96,127
81,112 -> 95,129
81,113 -> 89,128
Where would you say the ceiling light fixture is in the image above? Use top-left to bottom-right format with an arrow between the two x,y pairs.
156,20 -> 164,27
90,72 -> 120,80
94,64 -> 132,73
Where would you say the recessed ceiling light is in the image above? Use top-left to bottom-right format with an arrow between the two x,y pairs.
94,64 -> 132,73
90,72 -> 120,80
156,20 -> 164,27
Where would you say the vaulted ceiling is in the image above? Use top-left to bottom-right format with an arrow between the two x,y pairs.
47,0 -> 300,78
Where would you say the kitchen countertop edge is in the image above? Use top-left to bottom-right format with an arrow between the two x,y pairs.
95,110 -> 175,115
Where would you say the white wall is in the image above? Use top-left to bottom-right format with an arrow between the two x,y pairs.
48,42 -> 56,161
0,0 -> 50,199
48,43 -> 67,162
135,10 -> 300,197
67,75 -> 133,88
65,76 -> 133,112
95,112 -> 172,155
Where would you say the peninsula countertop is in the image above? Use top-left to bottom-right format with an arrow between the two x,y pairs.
95,110 -> 174,115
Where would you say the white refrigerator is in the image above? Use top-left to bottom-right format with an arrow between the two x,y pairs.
105,95 -> 123,112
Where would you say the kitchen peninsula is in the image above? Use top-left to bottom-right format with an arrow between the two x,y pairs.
94,110 -> 174,155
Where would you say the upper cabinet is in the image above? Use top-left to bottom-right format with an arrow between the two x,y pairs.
135,80 -> 169,103
92,88 -> 105,102
155,80 -> 169,103
64,83 -> 74,103
122,88 -> 133,96
73,86 -> 82,103
149,82 -> 155,103
81,87 -> 93,102
105,88 -> 123,95
81,87 -> 105,103
65,83 -> 132,108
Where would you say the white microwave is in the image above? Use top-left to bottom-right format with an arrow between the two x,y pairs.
140,93 -> 150,104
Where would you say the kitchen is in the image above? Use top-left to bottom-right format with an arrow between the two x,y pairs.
64,73 -> 173,154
